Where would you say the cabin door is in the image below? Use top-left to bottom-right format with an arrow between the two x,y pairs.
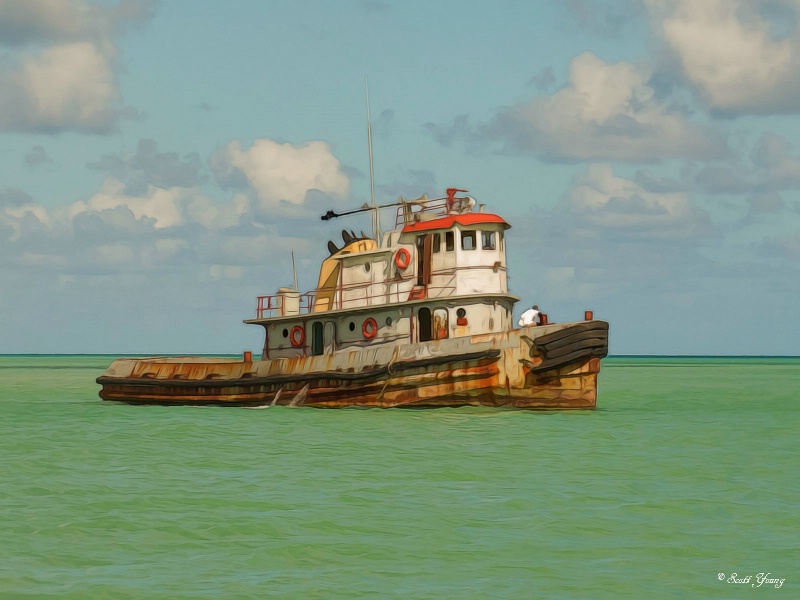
324,321 -> 336,354
418,307 -> 433,342
311,322 -> 324,356
416,234 -> 433,287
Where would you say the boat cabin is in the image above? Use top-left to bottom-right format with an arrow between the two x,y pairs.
244,189 -> 519,359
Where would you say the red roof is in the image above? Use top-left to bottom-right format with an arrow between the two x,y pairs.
401,213 -> 510,233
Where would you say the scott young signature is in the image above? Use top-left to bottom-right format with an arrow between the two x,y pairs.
718,573 -> 786,588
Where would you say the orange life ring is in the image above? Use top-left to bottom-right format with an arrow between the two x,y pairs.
290,325 -> 305,347
362,317 -> 378,339
395,248 -> 411,270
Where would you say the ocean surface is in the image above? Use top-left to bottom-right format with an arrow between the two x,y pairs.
0,355 -> 796,599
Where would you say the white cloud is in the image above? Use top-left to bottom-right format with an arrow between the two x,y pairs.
186,193 -> 250,229
69,178 -> 186,229
684,131 -> 800,196
0,42 -> 119,133
0,135 -> 350,355
12,42 -> 119,129
92,243 -> 136,266
0,0 -> 93,45
433,52 -> 727,162
0,1 -> 153,133
0,0 -> 155,46
2,202 -> 50,226
651,0 -> 800,114
1,135 -> 343,287
211,139 -> 350,212
89,138 -> 204,190
565,164 -> 713,239
1,201 -> 51,241
68,174 -> 251,234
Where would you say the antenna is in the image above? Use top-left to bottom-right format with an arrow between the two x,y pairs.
365,78 -> 381,245
291,250 -> 298,292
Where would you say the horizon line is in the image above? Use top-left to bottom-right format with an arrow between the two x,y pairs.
0,353 -> 799,359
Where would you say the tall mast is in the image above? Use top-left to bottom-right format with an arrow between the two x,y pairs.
365,78 -> 381,245
291,250 -> 298,292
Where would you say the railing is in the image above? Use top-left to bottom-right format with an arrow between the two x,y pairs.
395,197 -> 449,228
256,292 -> 316,318
254,266 -> 504,319
394,188 -> 479,228
254,282 -> 462,318
335,281 -> 458,310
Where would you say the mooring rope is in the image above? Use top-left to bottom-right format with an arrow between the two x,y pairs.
375,346 -> 400,401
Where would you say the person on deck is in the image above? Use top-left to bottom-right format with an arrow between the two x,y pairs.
518,305 -> 541,327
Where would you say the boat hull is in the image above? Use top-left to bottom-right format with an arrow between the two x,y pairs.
97,321 -> 608,409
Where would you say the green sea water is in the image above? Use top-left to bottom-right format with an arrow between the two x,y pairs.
0,355 -> 797,599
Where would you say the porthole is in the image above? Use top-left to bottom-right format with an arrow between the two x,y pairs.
385,316 -> 393,327
349,321 -> 356,331
456,308 -> 466,318
282,328 -> 289,338
365,262 -> 371,272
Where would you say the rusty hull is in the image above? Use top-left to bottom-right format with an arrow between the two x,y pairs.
97,320 -> 608,409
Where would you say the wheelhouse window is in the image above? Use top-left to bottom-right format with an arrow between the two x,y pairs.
445,231 -> 455,252
461,230 -> 476,251
432,232 -> 441,254
481,231 -> 496,250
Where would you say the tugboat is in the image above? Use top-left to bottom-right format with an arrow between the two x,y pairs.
97,188 -> 609,408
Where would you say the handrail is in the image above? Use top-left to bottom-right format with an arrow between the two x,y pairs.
254,264 -> 505,319
254,282 -> 462,318
395,197 -> 449,227
256,292 -> 316,318
335,282 -> 458,310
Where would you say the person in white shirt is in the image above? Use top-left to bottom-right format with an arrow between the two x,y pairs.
518,305 -> 541,327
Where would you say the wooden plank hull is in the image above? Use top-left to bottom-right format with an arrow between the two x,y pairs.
97,321 -> 608,410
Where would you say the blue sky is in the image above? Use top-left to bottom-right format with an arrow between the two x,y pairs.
1,0 -> 799,355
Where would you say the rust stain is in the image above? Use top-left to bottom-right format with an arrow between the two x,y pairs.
98,321 -> 607,410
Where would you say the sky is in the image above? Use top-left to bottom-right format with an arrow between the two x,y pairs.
1,0 -> 800,355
